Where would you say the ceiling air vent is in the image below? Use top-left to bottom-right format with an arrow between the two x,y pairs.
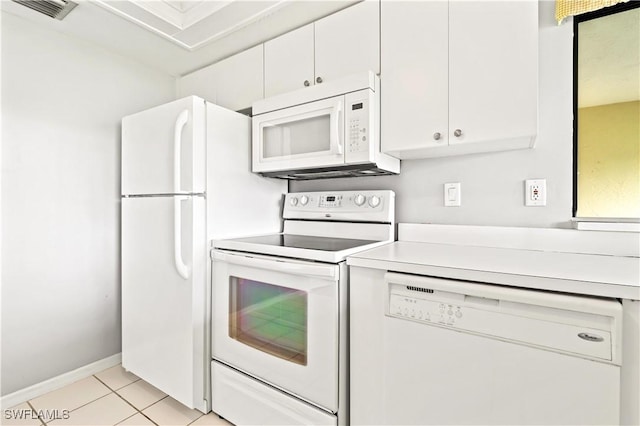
12,0 -> 78,20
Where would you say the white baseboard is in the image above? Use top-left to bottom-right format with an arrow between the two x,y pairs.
1,353 -> 122,409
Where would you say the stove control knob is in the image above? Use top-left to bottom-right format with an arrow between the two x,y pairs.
300,195 -> 309,206
290,197 -> 298,206
368,195 -> 381,208
354,194 -> 366,206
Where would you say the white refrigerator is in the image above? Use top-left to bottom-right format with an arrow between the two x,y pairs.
121,96 -> 286,413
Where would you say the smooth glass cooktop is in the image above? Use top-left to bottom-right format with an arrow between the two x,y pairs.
227,234 -> 378,252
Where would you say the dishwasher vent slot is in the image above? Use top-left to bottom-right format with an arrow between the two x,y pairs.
406,286 -> 434,294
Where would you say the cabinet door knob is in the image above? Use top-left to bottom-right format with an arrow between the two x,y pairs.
454,129 -> 463,137
433,132 -> 441,141
316,76 -> 323,84
304,80 -> 310,87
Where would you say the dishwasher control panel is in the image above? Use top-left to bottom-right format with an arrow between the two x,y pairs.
390,294 -> 465,327
385,272 -> 622,364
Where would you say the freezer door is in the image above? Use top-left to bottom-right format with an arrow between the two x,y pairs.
122,96 -> 206,196
122,196 -> 207,411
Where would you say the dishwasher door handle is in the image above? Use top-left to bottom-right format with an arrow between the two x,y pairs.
464,295 -> 499,308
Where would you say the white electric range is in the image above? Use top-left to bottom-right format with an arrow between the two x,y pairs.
209,190 -> 395,425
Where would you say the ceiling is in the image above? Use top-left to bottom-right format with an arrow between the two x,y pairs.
1,0 -> 357,76
93,0 -> 291,51
578,6 -> 640,108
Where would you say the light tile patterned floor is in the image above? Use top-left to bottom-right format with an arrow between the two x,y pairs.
2,365 -> 232,426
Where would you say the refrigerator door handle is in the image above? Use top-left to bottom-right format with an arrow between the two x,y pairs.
174,109 -> 189,193
174,196 -> 190,280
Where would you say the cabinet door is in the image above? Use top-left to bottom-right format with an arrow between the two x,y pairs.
177,65 -> 217,103
314,0 -> 380,84
380,1 -> 449,159
214,45 -> 264,112
178,45 -> 264,112
448,1 -> 538,147
264,24 -> 315,97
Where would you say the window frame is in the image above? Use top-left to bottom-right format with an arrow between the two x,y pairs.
572,1 -> 640,220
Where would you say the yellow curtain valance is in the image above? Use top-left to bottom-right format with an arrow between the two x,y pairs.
556,0 -> 629,24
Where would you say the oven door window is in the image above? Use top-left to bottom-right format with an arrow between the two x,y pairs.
229,277 -> 307,365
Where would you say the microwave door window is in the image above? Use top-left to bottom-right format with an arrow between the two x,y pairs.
229,277 -> 308,365
263,126 -> 291,158
263,115 -> 331,159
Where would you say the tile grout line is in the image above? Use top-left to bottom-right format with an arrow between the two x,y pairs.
116,394 -> 166,426
184,416 -> 204,426
93,365 -> 207,426
142,395 -> 204,426
185,409 -> 228,426
26,370 -> 221,426
91,374 -> 121,394
185,411 -> 203,426
92,375 -> 160,426
93,374 -> 141,393
116,409 -> 159,426
30,374 -> 125,422
26,400 -> 46,426
37,371 -> 198,426
134,394 -> 169,414
40,376 -> 115,419
140,395 -> 172,425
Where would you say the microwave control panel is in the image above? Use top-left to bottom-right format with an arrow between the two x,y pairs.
347,99 -> 368,153
345,89 -> 375,163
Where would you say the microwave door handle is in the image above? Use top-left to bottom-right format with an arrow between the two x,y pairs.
331,100 -> 343,155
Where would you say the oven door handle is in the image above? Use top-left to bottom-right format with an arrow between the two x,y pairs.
212,251 -> 339,281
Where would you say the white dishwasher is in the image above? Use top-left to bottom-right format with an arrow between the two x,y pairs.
366,272 -> 623,425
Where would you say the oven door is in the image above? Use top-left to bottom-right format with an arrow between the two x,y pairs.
252,95 -> 345,173
211,250 -> 340,412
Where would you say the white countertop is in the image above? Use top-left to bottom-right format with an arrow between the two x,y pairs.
347,225 -> 640,300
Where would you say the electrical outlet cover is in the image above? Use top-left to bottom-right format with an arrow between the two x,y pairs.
525,179 -> 546,206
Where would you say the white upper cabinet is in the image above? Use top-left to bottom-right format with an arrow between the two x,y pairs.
263,0 -> 380,98
215,46 -> 264,111
380,1 -> 449,153
264,24 -> 315,98
381,1 -> 538,159
448,1 -> 538,150
314,0 -> 380,83
178,65 -> 217,104
177,45 -> 264,112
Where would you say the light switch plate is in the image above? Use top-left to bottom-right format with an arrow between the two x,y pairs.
444,182 -> 461,207
525,179 -> 546,206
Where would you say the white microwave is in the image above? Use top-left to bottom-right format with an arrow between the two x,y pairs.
252,72 -> 400,180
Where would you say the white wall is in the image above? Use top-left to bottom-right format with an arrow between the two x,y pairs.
292,1 -> 575,228
1,11 -> 175,396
